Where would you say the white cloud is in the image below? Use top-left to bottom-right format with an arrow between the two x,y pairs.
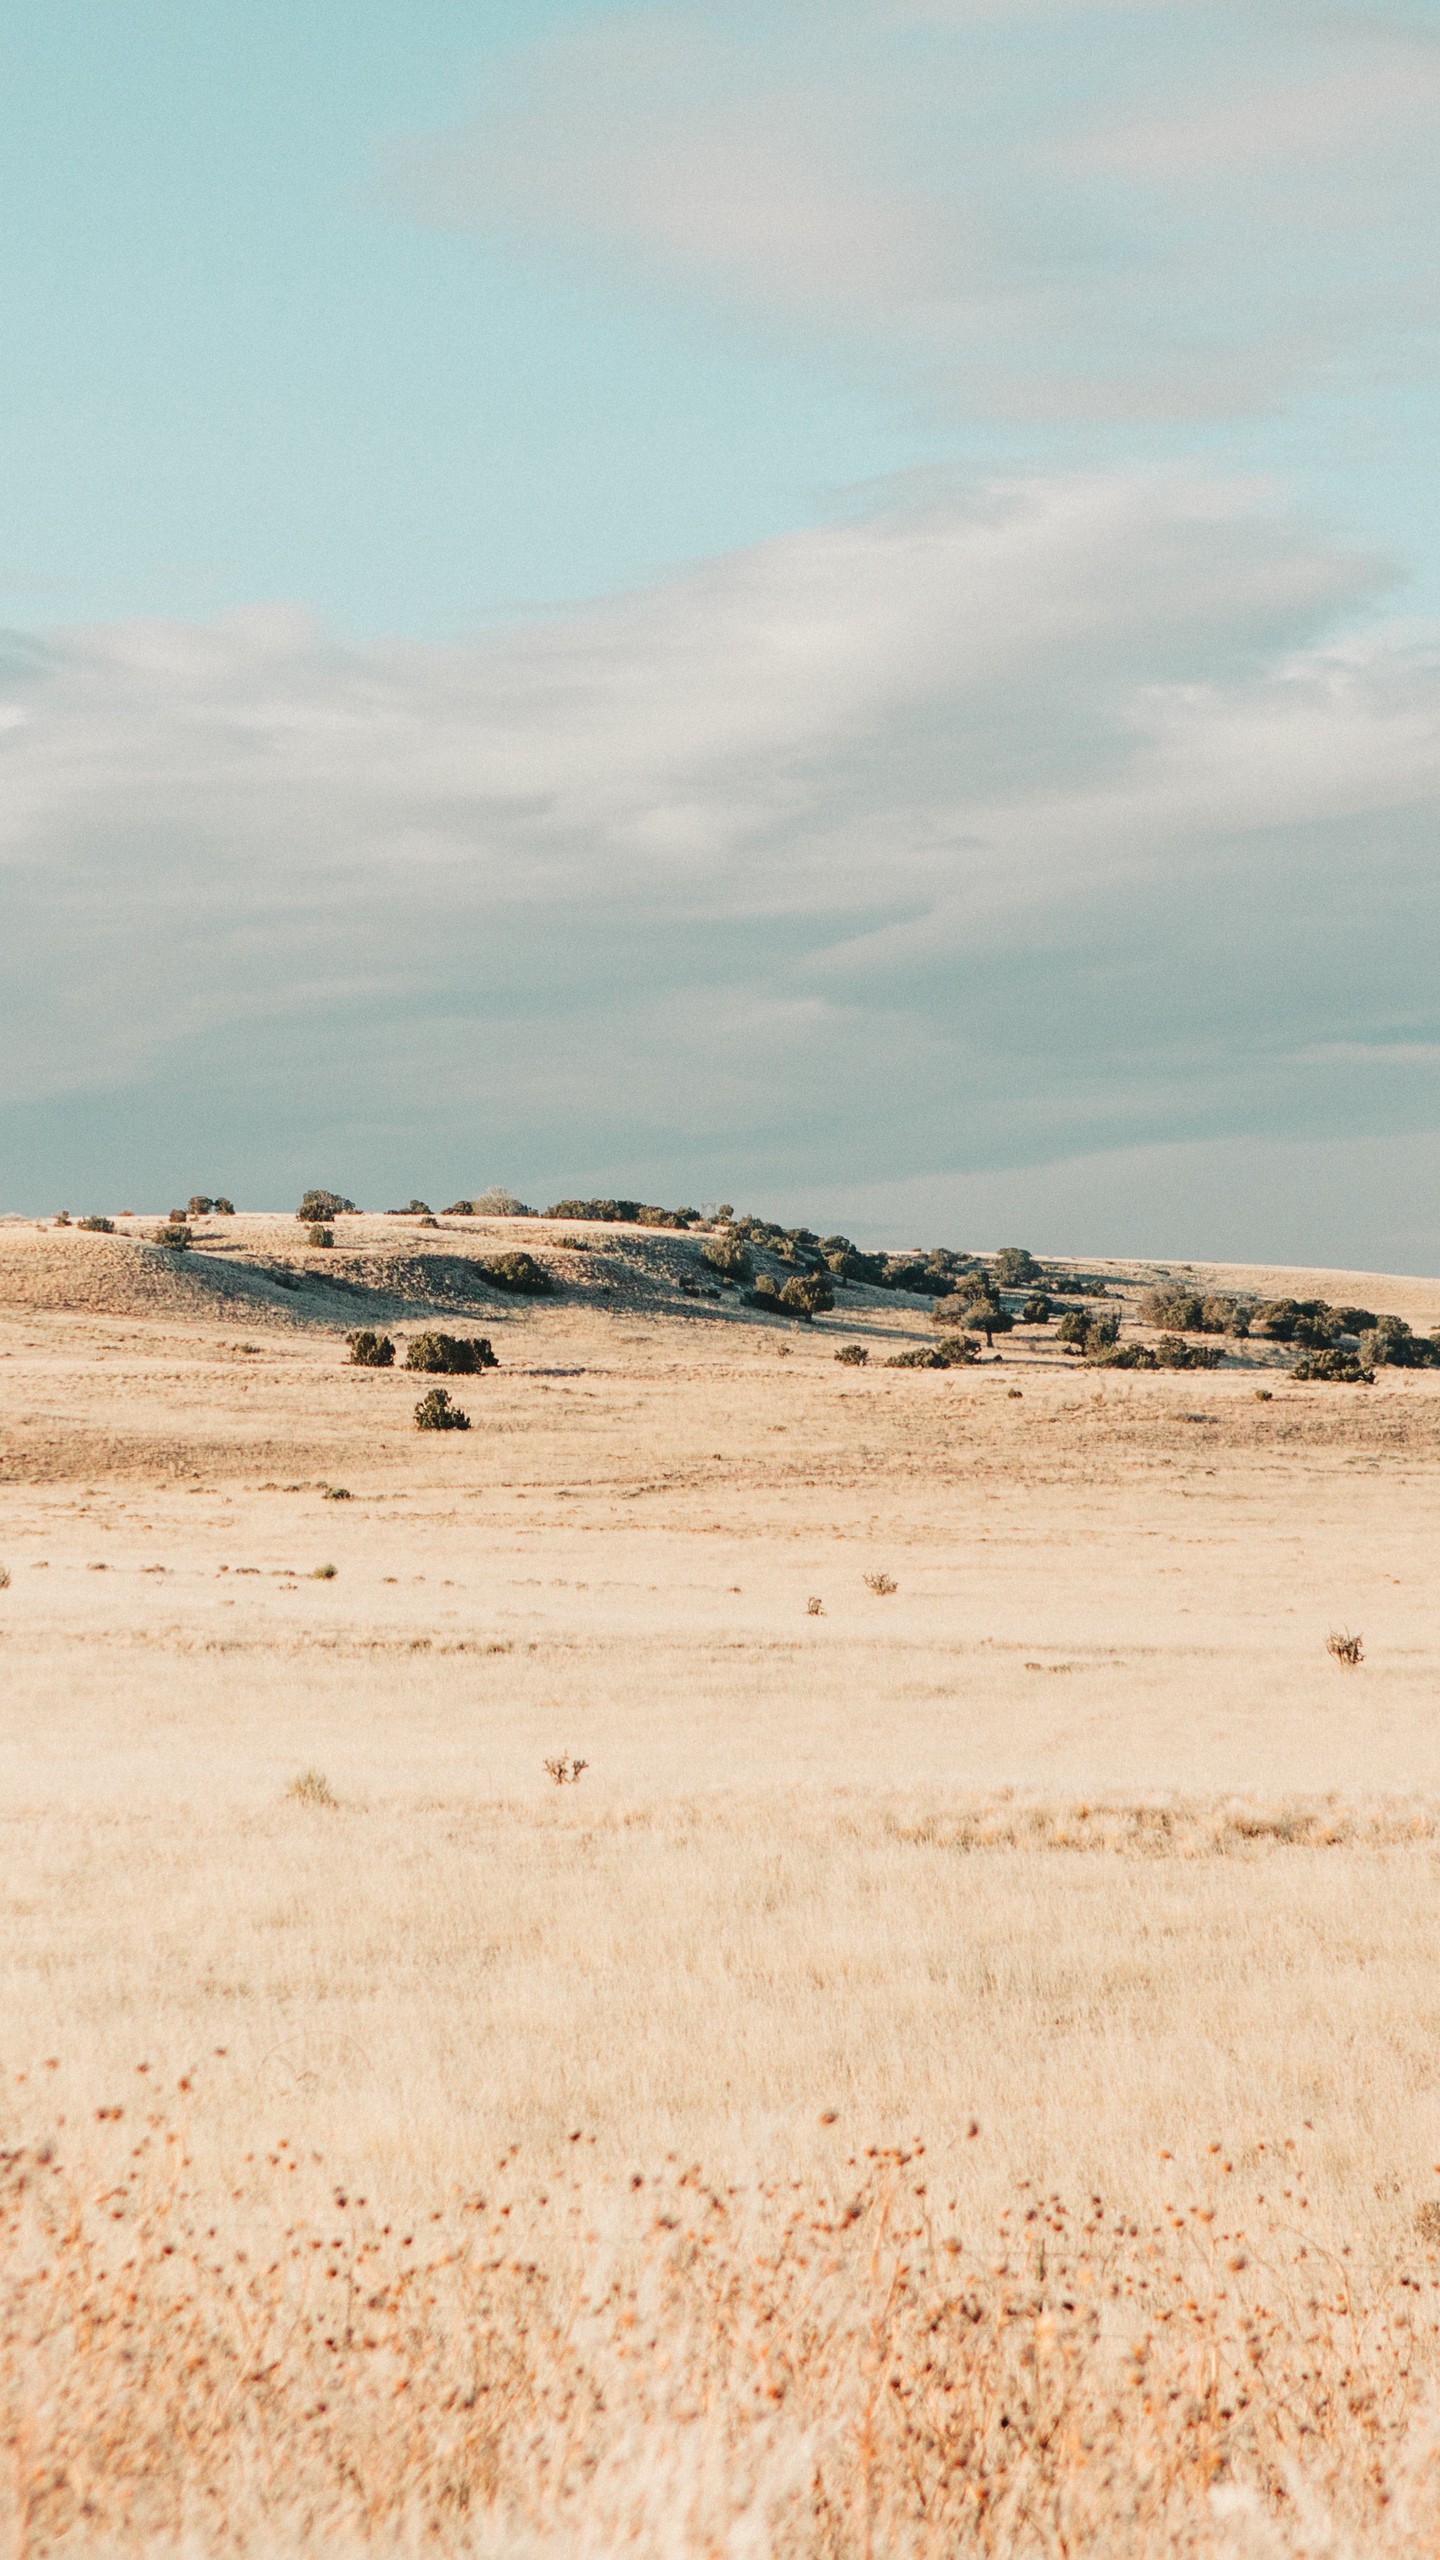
390,0 -> 1440,425
2,467 -> 1439,1250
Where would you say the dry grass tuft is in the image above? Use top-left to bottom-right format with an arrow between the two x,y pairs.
1326,1630 -> 1364,1667
285,1767 -> 338,1808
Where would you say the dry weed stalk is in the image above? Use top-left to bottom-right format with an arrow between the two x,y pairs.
1326,1631 -> 1365,1668
2,2112 -> 1440,2556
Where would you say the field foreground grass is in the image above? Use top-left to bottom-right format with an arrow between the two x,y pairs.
5,1217 -> 1440,2552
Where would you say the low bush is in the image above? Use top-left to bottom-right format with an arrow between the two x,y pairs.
1360,1317 -> 1439,1369
404,1333 -> 498,1375
834,1343 -> 869,1366
213,1197 -> 235,1215
346,1331 -> 395,1367
298,1190 -> 355,1222
389,1200 -> 432,1216
307,1225 -> 334,1248
543,1198 -> 698,1228
1020,1293 -> 1052,1324
743,1278 -> 791,1316
414,1387 -> 471,1431
993,1245 -> 1042,1287
1091,1342 -> 1158,1370
701,1235 -> 753,1282
187,1196 -> 214,1217
1293,1349 -> 1374,1384
1155,1337 -> 1224,1370
445,1190 -> 532,1217
1252,1297 -> 1341,1345
1336,1304 -> 1378,1334
153,1223 -> 192,1252
481,1251 -> 553,1296
780,1271 -> 834,1316
1139,1286 -> 1248,1336
77,1216 -> 114,1233
883,1338 -> 978,1369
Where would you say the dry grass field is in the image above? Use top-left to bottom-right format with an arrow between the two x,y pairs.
4,1209 -> 1440,2554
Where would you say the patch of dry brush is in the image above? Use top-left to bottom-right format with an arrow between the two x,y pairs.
5,2110 -> 1440,2557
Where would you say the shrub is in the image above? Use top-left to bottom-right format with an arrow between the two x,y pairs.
824,1243 -> 885,1283
994,1246 -> 1041,1288
883,1339 -> 977,1368
446,1188 -> 532,1217
1153,1337 -> 1223,1370
414,1387 -> 471,1430
1138,1286 -> 1203,1331
1020,1293 -> 1052,1324
307,1225 -> 334,1248
298,1190 -> 354,1222
392,1200 -> 432,1216
1292,1349 -> 1374,1384
78,1216 -> 114,1233
743,1278 -> 789,1316
780,1272 -> 834,1316
53,1210 -> 71,1226
864,1572 -> 898,1596
311,1563 -> 337,1580
1326,1630 -> 1364,1667
1200,1295 -> 1249,1337
543,1198 -> 695,1228
834,1343 -> 868,1366
213,1197 -> 235,1216
404,1333 -> 498,1374
701,1235 -> 753,1282
187,1196 -> 214,1217
1359,1316 -> 1438,1369
1055,1311 -> 1089,1347
347,1330 -> 395,1367
1252,1297 -> 1340,1345
481,1251 -> 553,1296
167,1208 -> 188,1224
153,1223 -> 192,1252
1336,1305 -> 1378,1335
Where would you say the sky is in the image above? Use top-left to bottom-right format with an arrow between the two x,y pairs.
3,0 -> 1440,1265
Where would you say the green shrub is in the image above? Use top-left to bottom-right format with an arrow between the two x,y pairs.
153,1223 -> 192,1252
307,1225 -> 334,1248
1252,1297 -> 1340,1345
298,1190 -> 355,1222
702,1235 -> 753,1282
1293,1349 -> 1374,1384
780,1271 -> 834,1316
1154,1337 -> 1223,1369
187,1195 -> 214,1217
1055,1311 -> 1089,1346
932,1335 -> 981,1366
1336,1305 -> 1378,1335
1019,1293 -> 1052,1324
1092,1342 -> 1159,1370
994,1246 -> 1041,1288
346,1331 -> 395,1367
78,1216 -> 114,1233
481,1251 -> 553,1296
1358,1316 -> 1437,1369
414,1386 -> 471,1430
213,1198 -> 235,1216
404,1332 -> 498,1375
744,1278 -> 795,1317
824,1243 -> 885,1283
393,1199 -> 432,1216
834,1343 -> 868,1366
543,1198 -> 696,1229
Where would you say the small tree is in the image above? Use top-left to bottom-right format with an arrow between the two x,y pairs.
298,1190 -> 355,1223
1020,1293 -> 1052,1324
187,1196 -> 214,1217
994,1246 -> 1041,1288
213,1197 -> 235,1216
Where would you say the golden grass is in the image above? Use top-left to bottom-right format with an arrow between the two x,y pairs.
6,1226 -> 1440,2548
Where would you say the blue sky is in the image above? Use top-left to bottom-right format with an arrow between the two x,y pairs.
3,0 -> 1440,1264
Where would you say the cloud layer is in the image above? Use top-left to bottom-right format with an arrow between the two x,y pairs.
4,467 -> 1440,1257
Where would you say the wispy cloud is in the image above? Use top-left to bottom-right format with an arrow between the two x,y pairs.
392,0 -> 1440,426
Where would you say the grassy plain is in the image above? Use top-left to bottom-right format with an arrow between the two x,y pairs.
4,1212 -> 1440,2552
